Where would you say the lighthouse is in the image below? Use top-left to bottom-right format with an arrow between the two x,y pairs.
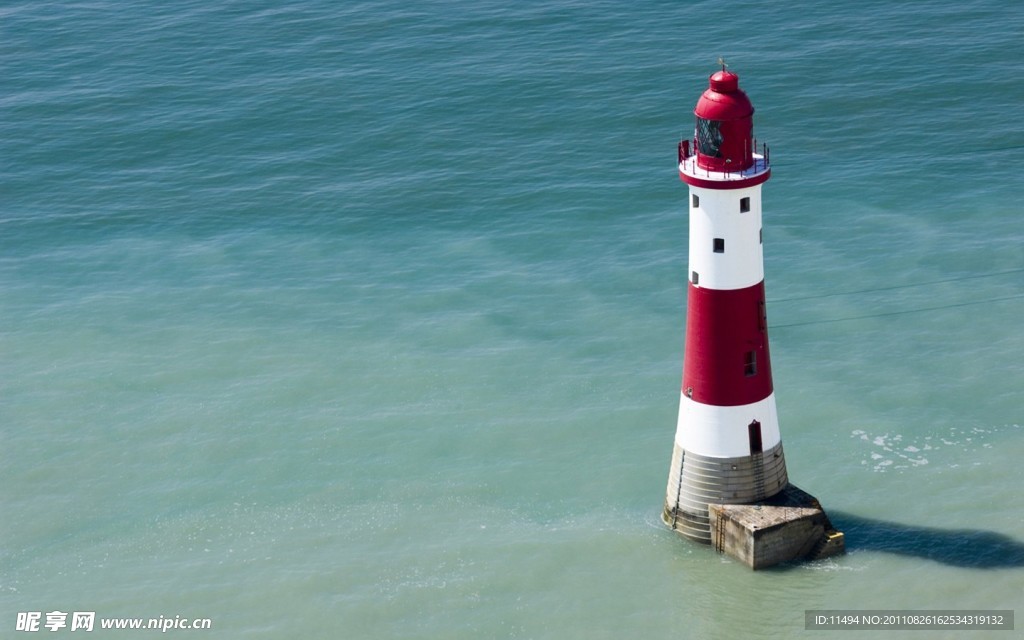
663,67 -> 844,568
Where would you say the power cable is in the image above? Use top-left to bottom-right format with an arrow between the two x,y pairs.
772,293 -> 1024,329
769,268 -> 1024,304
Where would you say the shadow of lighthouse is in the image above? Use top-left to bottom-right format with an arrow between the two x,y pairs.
830,512 -> 1024,569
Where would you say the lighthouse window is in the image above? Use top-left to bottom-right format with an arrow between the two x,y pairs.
713,238 -> 725,253
691,271 -> 699,285
691,194 -> 699,208
740,197 -> 750,213
744,351 -> 757,377
696,118 -> 723,157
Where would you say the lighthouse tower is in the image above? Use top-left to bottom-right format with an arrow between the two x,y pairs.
662,68 -> 844,567
663,68 -> 788,543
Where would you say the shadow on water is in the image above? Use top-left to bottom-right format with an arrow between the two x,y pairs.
830,511 -> 1024,569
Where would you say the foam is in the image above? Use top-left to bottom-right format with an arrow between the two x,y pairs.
849,424 -> 1021,473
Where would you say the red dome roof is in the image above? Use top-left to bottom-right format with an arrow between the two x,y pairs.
695,71 -> 754,122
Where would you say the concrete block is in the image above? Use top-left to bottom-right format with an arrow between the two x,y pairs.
708,483 -> 844,569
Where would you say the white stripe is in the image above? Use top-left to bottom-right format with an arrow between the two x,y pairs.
674,391 -> 782,458
688,184 -> 764,291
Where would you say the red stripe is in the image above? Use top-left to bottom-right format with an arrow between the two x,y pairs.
682,281 -> 773,406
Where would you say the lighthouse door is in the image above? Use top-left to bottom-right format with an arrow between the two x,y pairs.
748,420 -> 763,454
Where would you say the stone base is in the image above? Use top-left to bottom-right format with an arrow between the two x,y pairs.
663,442 -> 789,543
707,484 -> 845,569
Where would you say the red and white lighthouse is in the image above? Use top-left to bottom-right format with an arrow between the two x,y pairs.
663,68 -> 789,543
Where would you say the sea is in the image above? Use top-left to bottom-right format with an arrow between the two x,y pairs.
2,1 -> 1023,638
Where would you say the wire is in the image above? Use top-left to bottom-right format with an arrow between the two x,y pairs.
769,268 -> 1024,303
771,293 -> 1024,329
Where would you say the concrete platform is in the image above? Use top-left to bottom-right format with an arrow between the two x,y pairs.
708,484 -> 845,569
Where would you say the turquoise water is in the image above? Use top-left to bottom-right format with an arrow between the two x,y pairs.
3,1 -> 1023,638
